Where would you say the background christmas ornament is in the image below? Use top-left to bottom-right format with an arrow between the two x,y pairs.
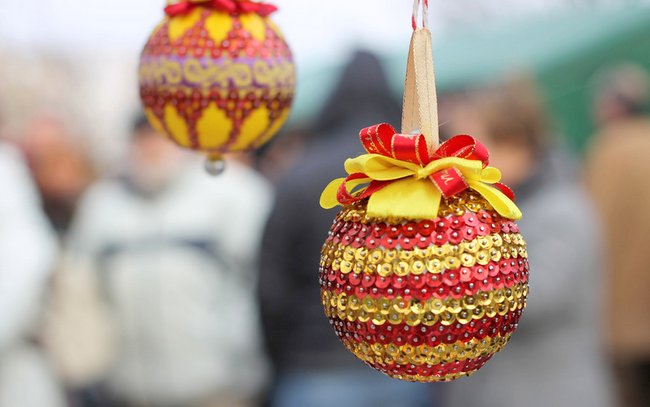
319,0 -> 529,382
139,0 -> 295,173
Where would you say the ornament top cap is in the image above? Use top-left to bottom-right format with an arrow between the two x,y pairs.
164,0 -> 278,17
166,0 -> 263,5
166,0 -> 212,4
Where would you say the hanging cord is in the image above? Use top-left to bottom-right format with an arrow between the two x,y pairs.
412,0 -> 429,30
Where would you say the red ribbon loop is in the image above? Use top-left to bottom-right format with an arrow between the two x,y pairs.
360,123 -> 431,166
339,123 -> 516,206
336,174 -> 390,206
164,0 -> 278,17
432,134 -> 490,167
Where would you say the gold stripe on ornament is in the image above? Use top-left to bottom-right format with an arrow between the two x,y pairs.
341,333 -> 511,367
139,57 -> 296,91
320,233 -> 527,276
322,283 -> 528,326
384,371 -> 476,382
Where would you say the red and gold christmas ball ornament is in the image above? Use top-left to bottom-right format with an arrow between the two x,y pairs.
320,124 -> 529,382
139,0 -> 295,168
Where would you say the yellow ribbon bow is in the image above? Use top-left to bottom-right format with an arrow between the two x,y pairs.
319,129 -> 522,221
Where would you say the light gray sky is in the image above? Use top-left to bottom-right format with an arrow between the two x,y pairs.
0,0 -> 597,68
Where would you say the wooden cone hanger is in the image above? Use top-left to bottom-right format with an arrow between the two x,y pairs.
401,0 -> 439,153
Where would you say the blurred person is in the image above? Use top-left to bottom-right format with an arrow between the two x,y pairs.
585,64 -> 650,407
255,126 -> 312,184
64,115 -> 271,407
43,248 -> 118,407
0,141 -> 66,407
258,50 -> 440,407
19,112 -> 95,233
442,79 -> 614,407
592,65 -> 650,129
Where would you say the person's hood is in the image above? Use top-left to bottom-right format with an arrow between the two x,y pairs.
312,50 -> 401,137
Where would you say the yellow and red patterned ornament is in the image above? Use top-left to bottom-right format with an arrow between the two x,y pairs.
319,125 -> 528,382
318,1 -> 529,382
139,0 -> 295,170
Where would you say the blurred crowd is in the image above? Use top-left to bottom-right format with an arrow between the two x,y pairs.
2,35 -> 650,407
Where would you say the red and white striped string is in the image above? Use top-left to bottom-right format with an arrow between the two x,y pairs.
411,0 -> 429,30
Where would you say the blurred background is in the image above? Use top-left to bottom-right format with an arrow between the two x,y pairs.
1,0 -> 650,406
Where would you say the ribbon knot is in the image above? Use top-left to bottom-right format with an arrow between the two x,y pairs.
164,0 -> 278,17
415,167 -> 430,180
320,123 -> 522,220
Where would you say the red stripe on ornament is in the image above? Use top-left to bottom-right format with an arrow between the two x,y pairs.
319,260 -> 529,301
376,354 -> 493,378
326,212 -> 518,250
328,310 -> 523,348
